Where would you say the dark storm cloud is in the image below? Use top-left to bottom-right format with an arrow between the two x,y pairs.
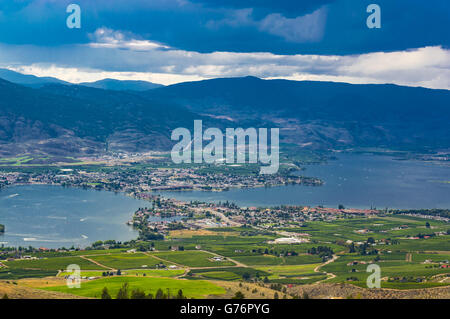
189,0 -> 336,18
0,0 -> 447,54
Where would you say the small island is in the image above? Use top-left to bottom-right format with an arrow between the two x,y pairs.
0,224 -> 4,233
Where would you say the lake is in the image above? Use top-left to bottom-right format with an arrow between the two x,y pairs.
1,154 -> 449,248
0,185 -> 175,249
158,154 -> 450,209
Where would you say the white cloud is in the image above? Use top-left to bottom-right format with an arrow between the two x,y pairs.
88,27 -> 170,51
259,8 -> 327,43
0,29 -> 448,90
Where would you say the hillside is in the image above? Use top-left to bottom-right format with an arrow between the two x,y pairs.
79,78 -> 163,91
0,280 -> 88,299
0,69 -> 69,88
145,77 -> 450,151
0,79 -> 220,156
0,76 -> 448,157
287,283 -> 450,299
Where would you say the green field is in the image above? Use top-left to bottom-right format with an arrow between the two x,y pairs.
194,271 -> 241,281
254,264 -> 320,278
88,253 -> 164,269
44,276 -> 226,299
0,268 -> 57,279
152,251 -> 235,267
4,256 -> 105,271
231,254 -> 322,266
58,269 -> 184,278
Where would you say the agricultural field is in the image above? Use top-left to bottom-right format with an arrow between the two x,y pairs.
88,253 -> 164,270
57,269 -> 185,278
3,256 -> 105,271
151,251 -> 236,267
254,264 -> 320,279
1,213 -> 448,299
43,276 -> 226,299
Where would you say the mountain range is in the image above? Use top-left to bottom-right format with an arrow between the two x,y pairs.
0,73 -> 448,157
0,69 -> 163,91
79,79 -> 163,91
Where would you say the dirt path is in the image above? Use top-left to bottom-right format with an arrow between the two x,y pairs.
79,255 -> 113,271
198,250 -> 247,268
314,254 -> 339,283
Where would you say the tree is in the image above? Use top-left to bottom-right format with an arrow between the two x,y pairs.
155,288 -> 165,299
232,291 -> 245,299
131,289 -> 147,299
274,292 -> 279,299
426,222 -> 431,228
116,283 -> 130,299
338,204 -> 345,210
348,243 -> 356,253
176,289 -> 185,299
2,294 -> 8,299
101,287 -> 111,299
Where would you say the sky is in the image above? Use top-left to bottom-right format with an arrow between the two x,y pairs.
0,0 -> 448,88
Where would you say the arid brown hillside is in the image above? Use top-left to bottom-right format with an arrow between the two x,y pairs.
287,283 -> 450,299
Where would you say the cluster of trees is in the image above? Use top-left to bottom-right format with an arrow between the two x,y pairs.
307,246 -> 334,260
138,229 -> 164,241
348,242 -> 378,256
101,283 -> 186,299
91,240 -> 120,248
247,248 -> 299,257
101,270 -> 121,277
387,276 -> 424,283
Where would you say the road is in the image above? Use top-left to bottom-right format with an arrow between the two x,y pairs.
314,254 -> 339,283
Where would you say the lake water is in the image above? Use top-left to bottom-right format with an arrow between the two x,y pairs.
1,154 -> 449,248
0,185 -> 173,249
158,154 -> 450,209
